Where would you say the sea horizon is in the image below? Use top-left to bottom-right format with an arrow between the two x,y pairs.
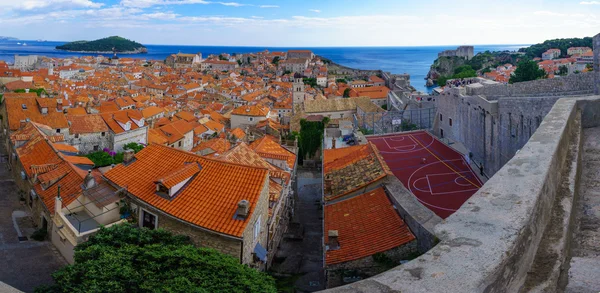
0,40 -> 528,92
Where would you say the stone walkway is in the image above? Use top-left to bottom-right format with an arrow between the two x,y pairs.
0,135 -> 67,293
271,168 -> 325,292
566,127 -> 600,293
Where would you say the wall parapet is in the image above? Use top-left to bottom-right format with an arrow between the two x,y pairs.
465,72 -> 594,99
323,96 -> 600,292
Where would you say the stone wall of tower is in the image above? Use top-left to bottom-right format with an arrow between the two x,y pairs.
293,78 -> 305,106
594,33 -> 600,95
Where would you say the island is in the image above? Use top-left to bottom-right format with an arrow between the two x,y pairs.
55,36 -> 147,54
0,36 -> 18,41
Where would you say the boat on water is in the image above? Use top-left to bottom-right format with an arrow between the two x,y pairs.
22,43 -> 27,46
17,42 -> 21,45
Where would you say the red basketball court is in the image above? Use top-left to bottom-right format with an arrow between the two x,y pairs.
367,131 -> 483,219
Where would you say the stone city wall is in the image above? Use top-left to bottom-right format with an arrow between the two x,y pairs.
466,72 -> 594,99
323,96 -> 600,293
435,83 -> 591,176
594,33 -> 600,95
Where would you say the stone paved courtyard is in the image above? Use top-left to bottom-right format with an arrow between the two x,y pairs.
271,168 -> 325,292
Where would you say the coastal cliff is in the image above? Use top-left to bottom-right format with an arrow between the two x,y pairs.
426,51 -> 518,85
56,36 -> 147,54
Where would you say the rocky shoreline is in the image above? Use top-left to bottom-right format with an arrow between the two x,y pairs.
55,48 -> 148,54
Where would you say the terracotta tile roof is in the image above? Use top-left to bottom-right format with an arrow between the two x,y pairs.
323,142 -> 391,201
62,155 -> 94,165
229,128 -> 246,140
193,124 -> 209,135
351,86 -> 390,99
11,122 -> 89,214
100,110 -> 145,134
141,106 -> 164,118
156,162 -> 201,189
104,144 -> 269,237
192,137 -> 231,155
66,107 -> 88,116
170,119 -> 195,135
4,94 -> 69,131
4,80 -> 34,91
99,102 -> 120,113
249,136 -> 296,170
218,142 -> 289,182
231,105 -> 269,117
157,124 -> 185,144
67,114 -> 109,134
52,144 -> 79,154
175,111 -> 197,122
202,120 -> 225,132
324,187 -> 415,265
148,128 -> 169,145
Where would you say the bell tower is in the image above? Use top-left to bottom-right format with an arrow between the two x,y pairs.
293,73 -> 305,106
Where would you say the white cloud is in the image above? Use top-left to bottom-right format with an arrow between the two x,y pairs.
218,2 -> 247,7
0,0 -> 103,10
120,0 -> 211,8
259,5 -> 278,8
309,9 -> 321,13
140,12 -> 179,19
533,10 -> 586,17
580,1 -> 600,4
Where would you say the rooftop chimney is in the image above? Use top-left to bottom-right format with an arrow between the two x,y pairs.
84,170 -> 96,190
236,199 -> 250,219
123,149 -> 135,164
328,230 -> 340,250
54,185 -> 62,214
324,173 -> 333,195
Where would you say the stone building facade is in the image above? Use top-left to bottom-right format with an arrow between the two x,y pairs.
68,130 -> 112,154
13,55 -> 39,70
112,126 -> 147,152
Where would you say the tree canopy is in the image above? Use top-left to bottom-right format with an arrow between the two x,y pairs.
56,36 -> 146,53
303,77 -> 317,88
298,118 -> 326,160
343,88 -> 351,98
36,224 -> 276,293
518,37 -> 592,58
509,60 -> 547,83
14,88 -> 46,97
436,64 -> 477,86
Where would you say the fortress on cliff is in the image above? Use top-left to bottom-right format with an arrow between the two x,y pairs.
438,45 -> 474,60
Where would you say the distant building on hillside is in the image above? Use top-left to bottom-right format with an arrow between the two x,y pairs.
542,49 -> 561,60
437,46 -> 474,60
567,46 -> 592,56
286,50 -> 314,60
165,52 -> 202,68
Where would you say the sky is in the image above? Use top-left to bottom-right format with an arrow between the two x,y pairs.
0,0 -> 599,46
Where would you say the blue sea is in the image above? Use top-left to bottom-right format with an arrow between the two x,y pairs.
0,40 -> 527,93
